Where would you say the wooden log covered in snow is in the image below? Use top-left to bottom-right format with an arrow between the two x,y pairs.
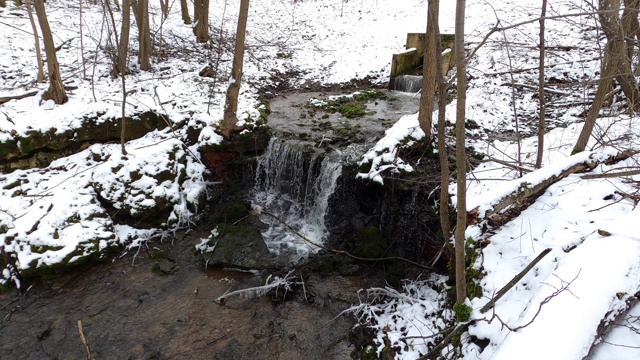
467,149 -> 638,226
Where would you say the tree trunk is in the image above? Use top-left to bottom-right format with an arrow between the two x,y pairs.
221,0 -> 250,139
599,0 -> 640,109
573,0 -> 635,153
118,0 -> 131,74
33,0 -> 68,104
193,0 -> 209,43
417,0 -> 439,140
535,0 -> 547,168
26,0 -> 44,83
431,0 -> 452,257
180,0 -> 191,24
454,0 -> 467,305
159,0 -> 168,20
573,44 -> 618,153
622,0 -> 639,69
138,0 -> 151,71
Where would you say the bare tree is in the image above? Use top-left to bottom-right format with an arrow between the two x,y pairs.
118,0 -> 131,75
33,0 -> 68,104
79,0 -> 87,79
454,0 -> 467,304
535,0 -> 547,168
417,0 -> 440,140
193,0 -> 210,43
574,0 -> 637,152
180,0 -> 191,24
221,0 -> 250,139
25,0 -> 43,83
430,0 -> 452,257
137,0 -> 151,71
103,0 -> 128,155
159,0 -> 169,20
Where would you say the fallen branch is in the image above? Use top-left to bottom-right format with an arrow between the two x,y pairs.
215,271 -> 295,304
468,149 -> 637,225
77,319 -> 92,360
503,82 -> 573,96
0,90 -> 39,105
480,248 -> 552,313
581,169 -> 640,179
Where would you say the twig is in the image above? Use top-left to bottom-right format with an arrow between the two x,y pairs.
581,169 -> 640,179
480,248 -> 552,313
77,319 -> 92,360
510,270 -> 581,331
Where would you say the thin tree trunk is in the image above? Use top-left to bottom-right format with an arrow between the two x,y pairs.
535,0 -> 547,168
25,0 -> 43,83
574,46 -> 618,153
118,0 -> 131,75
431,0 -> 452,257
159,0 -> 168,19
33,0 -> 68,104
193,0 -> 209,43
417,0 -> 439,140
600,0 -> 639,109
221,0 -> 250,139
454,0 -> 467,305
79,0 -> 87,79
622,0 -> 639,68
180,0 -> 191,24
138,0 -> 151,71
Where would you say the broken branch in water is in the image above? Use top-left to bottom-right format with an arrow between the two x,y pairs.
214,270 -> 295,304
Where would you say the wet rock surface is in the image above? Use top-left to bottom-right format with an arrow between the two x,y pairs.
0,227 -> 374,360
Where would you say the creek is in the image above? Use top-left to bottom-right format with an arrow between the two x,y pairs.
0,88 -> 446,360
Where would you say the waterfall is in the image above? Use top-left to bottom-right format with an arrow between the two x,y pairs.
394,75 -> 423,93
253,138 -> 342,261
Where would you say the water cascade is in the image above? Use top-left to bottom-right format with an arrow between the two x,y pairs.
253,138 -> 342,262
393,74 -> 423,93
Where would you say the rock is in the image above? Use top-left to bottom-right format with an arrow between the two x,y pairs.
200,225 -> 273,269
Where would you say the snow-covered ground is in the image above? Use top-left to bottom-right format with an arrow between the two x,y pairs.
1,0 -> 640,359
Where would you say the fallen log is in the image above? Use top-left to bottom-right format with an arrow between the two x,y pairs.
468,149 -> 639,226
582,293 -> 640,360
0,90 -> 39,105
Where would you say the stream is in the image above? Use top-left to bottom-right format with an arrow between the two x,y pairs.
0,89 -> 423,359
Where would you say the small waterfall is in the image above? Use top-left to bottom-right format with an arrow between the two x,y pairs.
254,138 -> 342,261
394,75 -> 423,93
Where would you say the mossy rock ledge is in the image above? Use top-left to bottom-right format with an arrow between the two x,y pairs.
0,111 -> 171,173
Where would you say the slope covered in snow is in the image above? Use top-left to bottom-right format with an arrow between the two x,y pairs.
1,0 -> 640,359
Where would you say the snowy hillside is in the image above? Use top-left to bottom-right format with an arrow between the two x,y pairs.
1,0 -> 640,359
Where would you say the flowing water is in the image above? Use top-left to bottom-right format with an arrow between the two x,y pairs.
393,74 -> 423,93
253,138 -> 342,262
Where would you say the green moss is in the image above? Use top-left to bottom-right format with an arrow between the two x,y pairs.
380,345 -> 395,360
150,262 -> 164,275
149,248 -> 166,260
362,345 -> 377,360
353,226 -> 386,259
316,255 -> 334,275
353,89 -> 388,102
339,103 -> 366,118
223,202 -> 250,223
453,302 -> 472,322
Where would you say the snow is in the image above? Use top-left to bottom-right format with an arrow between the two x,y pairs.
1,0 -> 640,359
